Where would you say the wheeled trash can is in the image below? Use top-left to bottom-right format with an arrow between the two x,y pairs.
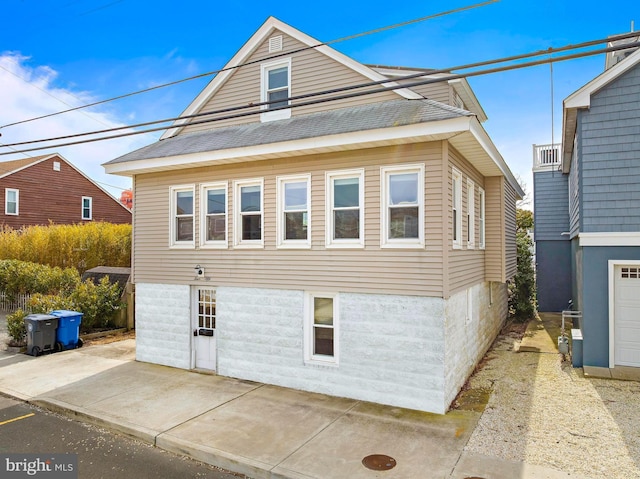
50,310 -> 84,351
24,314 -> 59,356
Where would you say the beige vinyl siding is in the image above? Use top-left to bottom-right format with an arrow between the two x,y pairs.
180,30 -> 399,135
392,79 -> 451,104
446,145 -> 485,296
133,142 -> 444,296
484,176 -> 505,282
504,182 -> 517,280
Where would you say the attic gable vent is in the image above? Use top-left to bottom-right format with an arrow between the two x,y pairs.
53,161 -> 61,171
269,35 -> 283,53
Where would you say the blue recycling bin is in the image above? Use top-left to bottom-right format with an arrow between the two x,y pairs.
50,310 -> 84,350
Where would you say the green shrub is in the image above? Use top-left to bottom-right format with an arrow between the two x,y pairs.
26,293 -> 74,314
70,276 -> 124,331
0,222 -> 131,273
508,209 -> 537,321
0,260 -> 80,297
6,309 -> 27,344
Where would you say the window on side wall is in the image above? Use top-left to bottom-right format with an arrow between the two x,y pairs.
260,58 -> 291,122
452,168 -> 462,249
200,182 -> 227,248
170,185 -> 195,248
326,169 -> 364,248
81,196 -> 93,220
305,293 -> 338,365
234,179 -> 264,248
5,188 -> 19,216
277,174 -> 310,248
381,164 -> 424,248
479,187 -> 485,249
467,179 -> 475,249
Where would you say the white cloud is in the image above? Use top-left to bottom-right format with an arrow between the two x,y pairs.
0,52 -> 158,199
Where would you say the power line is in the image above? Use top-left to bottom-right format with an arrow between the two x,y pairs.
2,31 -> 638,150
1,39 -> 638,158
0,0 -> 497,130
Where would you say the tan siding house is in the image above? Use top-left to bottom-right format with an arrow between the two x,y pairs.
104,16 -> 522,415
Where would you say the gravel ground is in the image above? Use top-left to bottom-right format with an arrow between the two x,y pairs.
465,324 -> 640,479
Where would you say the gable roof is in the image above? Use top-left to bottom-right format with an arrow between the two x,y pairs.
562,47 -> 640,173
0,153 -> 131,212
160,16 -> 422,140
0,154 -> 54,179
104,98 -> 524,198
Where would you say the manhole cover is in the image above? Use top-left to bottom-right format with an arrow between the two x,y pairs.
362,454 -> 396,471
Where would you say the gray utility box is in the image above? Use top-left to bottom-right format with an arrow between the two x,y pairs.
25,314 -> 59,356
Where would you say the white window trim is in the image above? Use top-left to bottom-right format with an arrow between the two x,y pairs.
479,187 -> 486,250
325,169 -> 365,249
200,182 -> 228,249
234,178 -> 264,248
277,174 -> 311,249
170,185 -> 195,249
5,188 -> 18,216
81,196 -> 93,221
467,179 -> 475,249
304,292 -> 339,366
260,58 -> 292,122
380,164 -> 424,248
452,168 -> 462,249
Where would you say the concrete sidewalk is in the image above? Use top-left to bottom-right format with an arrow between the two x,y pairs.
0,340 -> 582,479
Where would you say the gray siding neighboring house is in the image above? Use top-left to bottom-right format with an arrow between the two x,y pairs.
534,39 -> 640,375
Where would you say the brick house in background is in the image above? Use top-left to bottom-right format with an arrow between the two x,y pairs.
0,153 -> 131,228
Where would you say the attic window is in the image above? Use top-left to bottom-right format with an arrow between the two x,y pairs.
269,35 -> 283,53
53,161 -> 61,171
260,58 -> 291,122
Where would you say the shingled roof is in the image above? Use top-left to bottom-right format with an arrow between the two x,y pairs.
106,99 -> 472,165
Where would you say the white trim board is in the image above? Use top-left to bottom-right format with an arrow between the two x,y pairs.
579,232 -> 640,247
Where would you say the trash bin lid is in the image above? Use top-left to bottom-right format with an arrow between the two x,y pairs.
25,313 -> 57,321
50,310 -> 84,318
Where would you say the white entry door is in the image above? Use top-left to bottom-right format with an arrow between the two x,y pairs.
614,266 -> 640,367
193,288 -> 217,371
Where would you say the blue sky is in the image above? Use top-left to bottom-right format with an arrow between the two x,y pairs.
0,0 -> 637,201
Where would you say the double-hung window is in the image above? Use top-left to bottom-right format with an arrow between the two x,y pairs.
200,182 -> 227,248
234,179 -> 264,247
381,164 -> 424,248
171,185 -> 195,247
260,58 -> 291,122
467,180 -> 475,248
452,168 -> 462,249
304,293 -> 338,365
326,169 -> 364,248
81,196 -> 92,220
277,174 -> 310,248
5,188 -> 18,216
479,187 -> 486,249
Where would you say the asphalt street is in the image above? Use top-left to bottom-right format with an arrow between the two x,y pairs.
0,396 -> 247,479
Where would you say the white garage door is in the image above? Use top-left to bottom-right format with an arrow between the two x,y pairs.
615,266 -> 640,367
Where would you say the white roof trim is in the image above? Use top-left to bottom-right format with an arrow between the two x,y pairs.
467,119 -> 525,198
160,17 -> 421,140
565,47 -> 640,109
448,78 -> 488,123
562,47 -> 640,173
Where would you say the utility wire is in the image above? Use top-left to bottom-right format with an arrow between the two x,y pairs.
0,0 -> 497,130
2,31 -> 639,150
1,39 -> 638,157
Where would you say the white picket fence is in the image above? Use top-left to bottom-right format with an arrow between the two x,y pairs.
0,291 -> 31,312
